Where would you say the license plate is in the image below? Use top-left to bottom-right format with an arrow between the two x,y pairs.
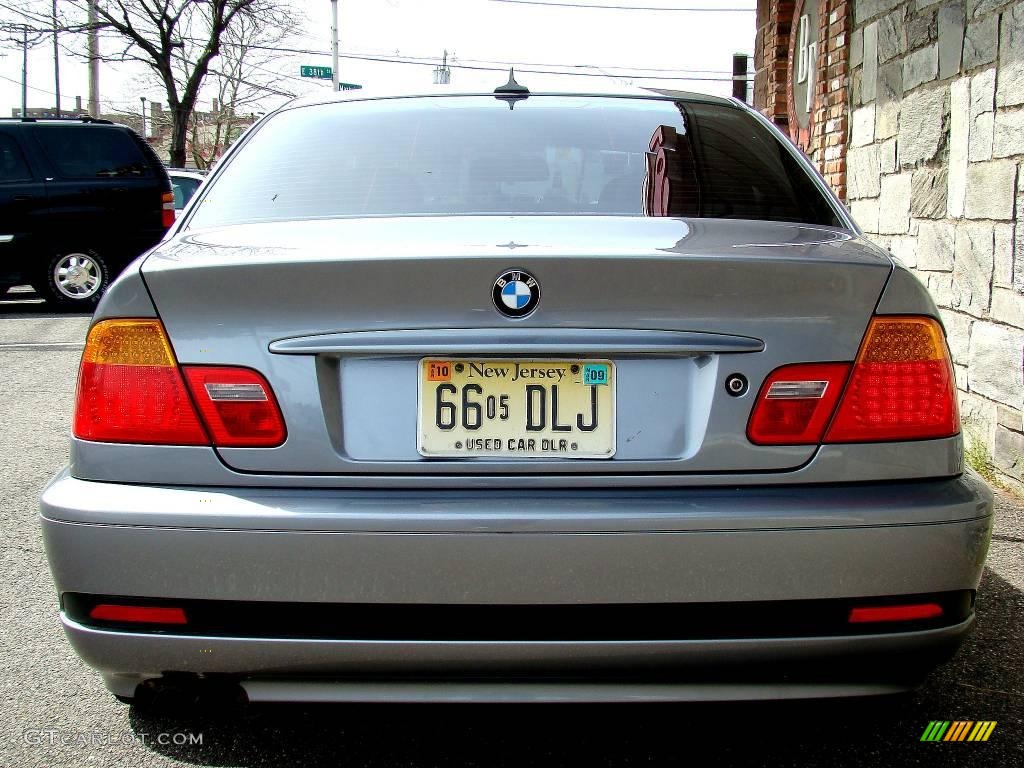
417,359 -> 615,458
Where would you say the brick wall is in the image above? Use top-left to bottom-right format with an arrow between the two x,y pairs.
846,0 -> 1024,492
755,0 -> 852,200
820,1 -> 852,198
755,0 -> 796,128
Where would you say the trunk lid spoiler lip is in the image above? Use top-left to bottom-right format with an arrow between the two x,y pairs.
143,217 -> 882,272
268,328 -> 765,357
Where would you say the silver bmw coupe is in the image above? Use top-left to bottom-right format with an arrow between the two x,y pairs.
40,84 -> 993,704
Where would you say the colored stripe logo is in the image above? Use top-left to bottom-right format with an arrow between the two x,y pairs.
921,721 -> 997,742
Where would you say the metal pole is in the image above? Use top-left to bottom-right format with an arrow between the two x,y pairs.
140,96 -> 146,138
21,26 -> 27,118
732,53 -> 748,102
88,0 -> 99,117
52,0 -> 60,116
330,0 -> 339,92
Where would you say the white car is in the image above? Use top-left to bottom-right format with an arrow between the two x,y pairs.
166,169 -> 207,210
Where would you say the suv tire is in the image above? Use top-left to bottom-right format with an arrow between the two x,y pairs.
44,250 -> 109,309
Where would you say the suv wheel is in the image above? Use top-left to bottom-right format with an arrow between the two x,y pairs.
45,250 -> 109,308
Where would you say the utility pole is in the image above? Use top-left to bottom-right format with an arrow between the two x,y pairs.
21,26 -> 27,118
433,50 -> 451,85
87,0 -> 99,117
330,0 -> 339,92
52,0 -> 60,116
732,53 -> 748,102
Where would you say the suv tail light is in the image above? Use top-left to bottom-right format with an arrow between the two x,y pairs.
162,191 -> 175,227
747,316 -> 959,446
74,319 -> 286,447
826,316 -> 958,443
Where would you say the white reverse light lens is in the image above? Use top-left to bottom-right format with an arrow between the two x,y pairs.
765,380 -> 829,399
204,382 -> 268,402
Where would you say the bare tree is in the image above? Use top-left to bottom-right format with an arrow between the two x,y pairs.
188,10 -> 297,168
53,0 -> 301,166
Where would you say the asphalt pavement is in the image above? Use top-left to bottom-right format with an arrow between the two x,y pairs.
1,292 -> 1022,767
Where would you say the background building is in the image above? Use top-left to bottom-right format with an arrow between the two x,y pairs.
754,0 -> 1023,491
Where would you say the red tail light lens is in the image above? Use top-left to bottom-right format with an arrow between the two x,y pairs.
183,366 -> 287,447
746,363 -> 851,445
825,316 -> 958,443
89,604 -> 188,625
848,603 -> 943,623
74,320 -> 286,448
74,319 -> 208,445
161,191 -> 175,228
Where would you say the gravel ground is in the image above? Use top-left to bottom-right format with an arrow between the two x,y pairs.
1,301 -> 1021,767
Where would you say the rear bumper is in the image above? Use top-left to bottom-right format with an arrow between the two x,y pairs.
67,617 -> 972,702
40,471 -> 993,701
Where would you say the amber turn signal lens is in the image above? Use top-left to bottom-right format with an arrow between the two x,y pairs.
80,318 -> 178,367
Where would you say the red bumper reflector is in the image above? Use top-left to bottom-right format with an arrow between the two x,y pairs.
89,604 -> 188,625
848,603 -> 943,624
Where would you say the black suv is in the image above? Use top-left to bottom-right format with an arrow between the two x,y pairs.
0,118 -> 173,308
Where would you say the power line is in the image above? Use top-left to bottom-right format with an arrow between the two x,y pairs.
166,47 -> 299,99
0,69 -> 51,95
488,0 -> 754,10
214,53 -> 330,93
211,40 -> 736,76
339,53 -> 737,81
457,56 -> 731,74
292,47 -> 733,74
205,66 -> 296,99
196,43 -> 736,82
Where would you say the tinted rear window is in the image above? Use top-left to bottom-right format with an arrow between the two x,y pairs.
188,96 -> 842,228
35,125 -> 151,179
0,133 -> 32,182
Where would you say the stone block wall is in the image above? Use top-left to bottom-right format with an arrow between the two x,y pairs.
847,0 -> 1024,491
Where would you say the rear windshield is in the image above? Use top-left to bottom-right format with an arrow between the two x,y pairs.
188,95 -> 842,228
171,175 -> 202,208
35,125 -> 151,179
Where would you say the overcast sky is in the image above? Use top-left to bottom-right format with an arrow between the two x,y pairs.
0,0 -> 757,116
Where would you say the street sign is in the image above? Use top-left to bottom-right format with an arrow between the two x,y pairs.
339,83 -> 363,91
300,65 -> 333,80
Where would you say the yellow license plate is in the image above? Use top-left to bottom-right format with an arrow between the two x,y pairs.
418,359 -> 615,458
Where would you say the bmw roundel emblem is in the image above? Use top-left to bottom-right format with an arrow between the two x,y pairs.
492,269 -> 540,319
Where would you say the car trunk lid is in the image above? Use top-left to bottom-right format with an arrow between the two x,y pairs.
141,216 -> 891,476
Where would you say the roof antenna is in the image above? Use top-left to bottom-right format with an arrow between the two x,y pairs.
494,68 -> 529,109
